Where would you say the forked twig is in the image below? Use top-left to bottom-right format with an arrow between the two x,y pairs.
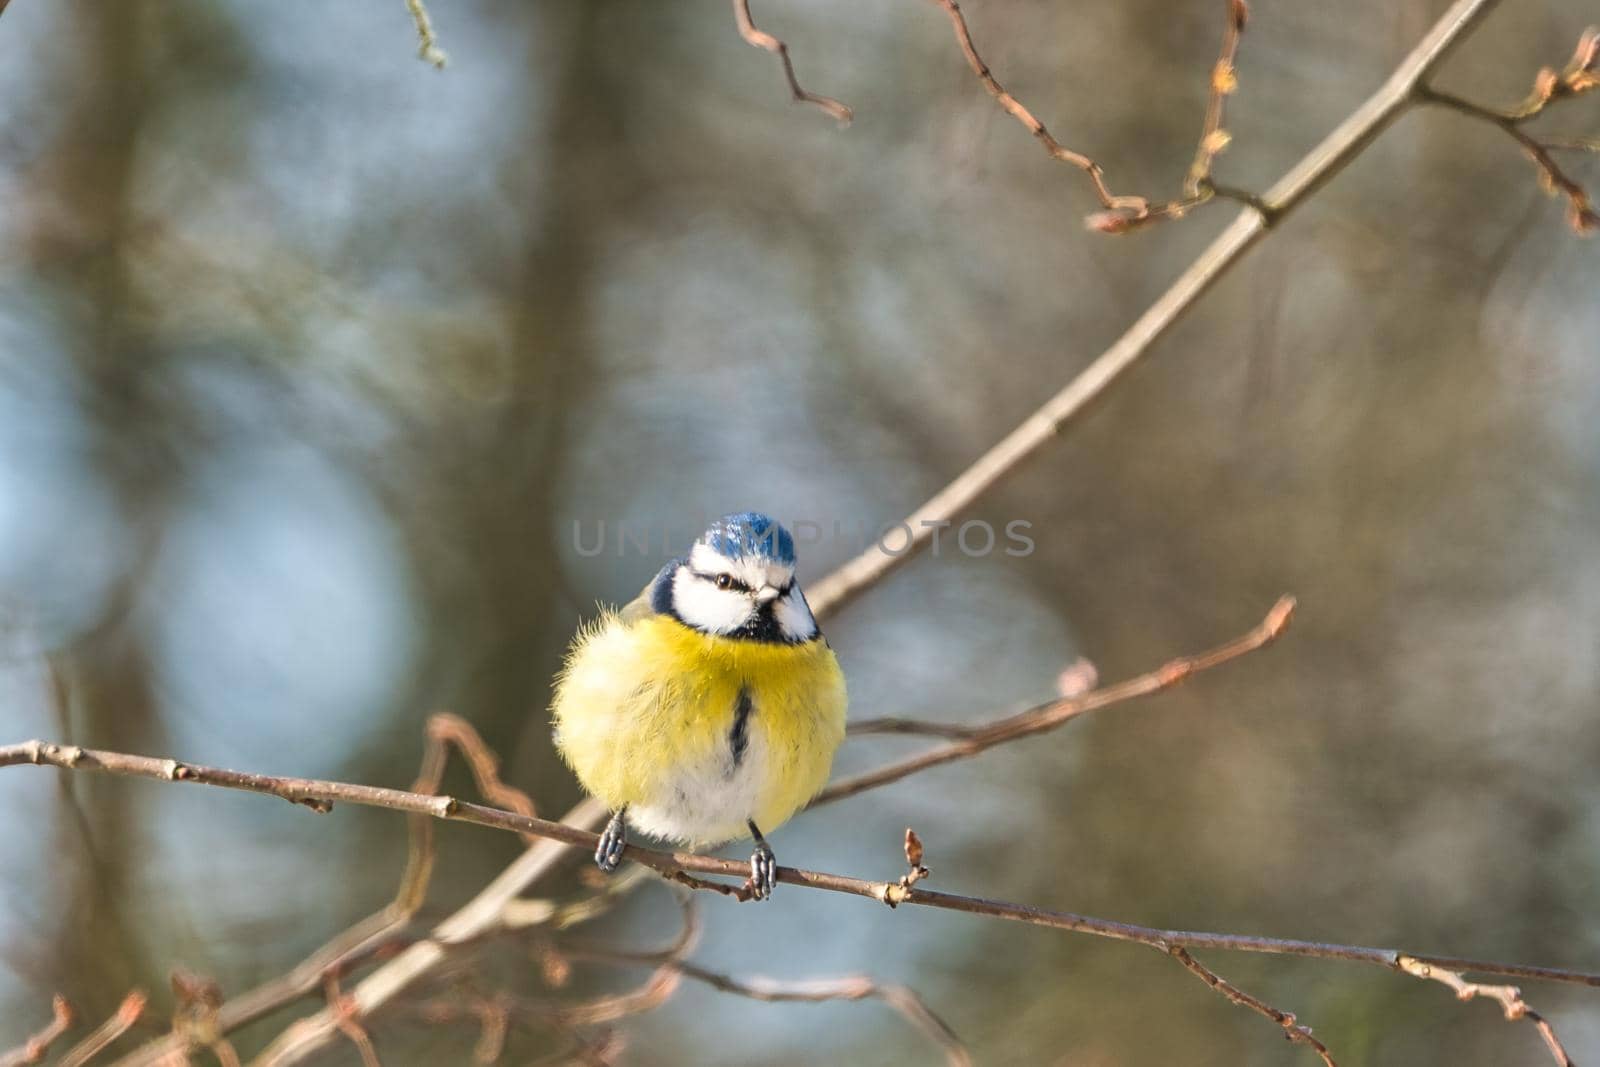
1417,26 -> 1600,233
1399,956 -> 1574,1066
927,0 -> 1254,232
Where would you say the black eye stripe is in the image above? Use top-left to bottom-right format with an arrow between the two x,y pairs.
694,570 -> 751,594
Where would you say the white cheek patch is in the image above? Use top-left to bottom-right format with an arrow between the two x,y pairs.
671,567 -> 755,634
772,584 -> 818,642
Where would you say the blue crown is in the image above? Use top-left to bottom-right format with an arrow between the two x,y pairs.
697,512 -> 796,565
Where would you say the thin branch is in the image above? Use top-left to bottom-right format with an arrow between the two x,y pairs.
404,0 -> 448,69
168,971 -> 242,1067
1415,24 -> 1597,232
322,974 -> 382,1067
1185,1 -> 1251,199
1398,956 -> 1574,1067
732,0 -> 851,124
550,887 -> 969,1064
58,992 -> 146,1067
1417,83 -> 1598,234
0,996 -> 74,1067
238,798 -> 608,1067
1167,947 -> 1336,1067
825,596 -> 1294,803
927,0 -> 1252,233
805,0 -> 1505,619
114,714 -> 558,1067
9,741 -> 1600,1000
566,956 -> 972,1067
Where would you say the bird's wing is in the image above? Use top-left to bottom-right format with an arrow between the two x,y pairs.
617,580 -> 658,624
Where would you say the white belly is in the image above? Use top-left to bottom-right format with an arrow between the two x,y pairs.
627,726 -> 768,847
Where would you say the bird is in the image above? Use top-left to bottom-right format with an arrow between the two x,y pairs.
551,512 -> 847,900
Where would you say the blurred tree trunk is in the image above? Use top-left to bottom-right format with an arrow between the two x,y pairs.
29,0 -> 172,1023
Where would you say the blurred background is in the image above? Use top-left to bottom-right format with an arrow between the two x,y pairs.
2,0 -> 1598,1062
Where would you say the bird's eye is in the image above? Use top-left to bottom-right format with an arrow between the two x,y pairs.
714,574 -> 734,591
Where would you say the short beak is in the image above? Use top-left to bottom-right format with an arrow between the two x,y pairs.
755,585 -> 781,604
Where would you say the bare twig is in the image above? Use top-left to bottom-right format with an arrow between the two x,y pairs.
241,798 -> 608,1067
58,992 -> 146,1067
1168,947 -> 1336,1067
732,0 -> 851,124
9,741 -> 1600,1002
1417,84 -> 1598,234
114,714 -> 556,1067
805,0 -> 1505,618
1185,0 -> 1251,198
1399,956 -> 1574,1067
1413,26 -> 1598,233
421,712 -> 540,832
568,958 -> 972,1066
0,996 -> 74,1067
322,975 -> 382,1067
824,595 -> 1295,803
928,0 -> 1252,233
553,889 -> 968,1065
405,0 -> 448,69
877,827 -> 932,907
168,971 -> 241,1067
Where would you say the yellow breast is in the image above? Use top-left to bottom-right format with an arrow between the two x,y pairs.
551,612 -> 847,846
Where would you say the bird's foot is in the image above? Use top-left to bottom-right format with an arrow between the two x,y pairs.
595,810 -> 627,873
746,821 -> 777,901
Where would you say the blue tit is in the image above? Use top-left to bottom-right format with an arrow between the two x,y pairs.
551,512 -> 847,900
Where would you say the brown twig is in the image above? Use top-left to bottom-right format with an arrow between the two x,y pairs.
732,0 -> 851,124
569,958 -> 971,1066
1168,947 -> 1336,1067
322,975 -> 382,1067
1416,26 -> 1600,234
9,739 -> 1600,1002
1185,0 -> 1251,198
927,0 -> 1251,233
0,996 -> 74,1067
167,971 -> 241,1067
553,888 -> 968,1065
1417,85 -> 1598,234
114,713 -> 544,1067
58,992 -> 146,1067
824,595 -> 1295,803
420,712 -> 539,832
241,798 -> 608,1067
1398,956 -> 1574,1066
877,827 -> 932,907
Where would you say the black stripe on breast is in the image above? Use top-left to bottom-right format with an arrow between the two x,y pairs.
728,686 -> 753,772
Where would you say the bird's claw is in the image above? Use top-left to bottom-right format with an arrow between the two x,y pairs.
595,812 -> 627,873
748,839 -> 777,901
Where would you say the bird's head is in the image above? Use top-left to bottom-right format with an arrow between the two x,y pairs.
651,512 -> 819,643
